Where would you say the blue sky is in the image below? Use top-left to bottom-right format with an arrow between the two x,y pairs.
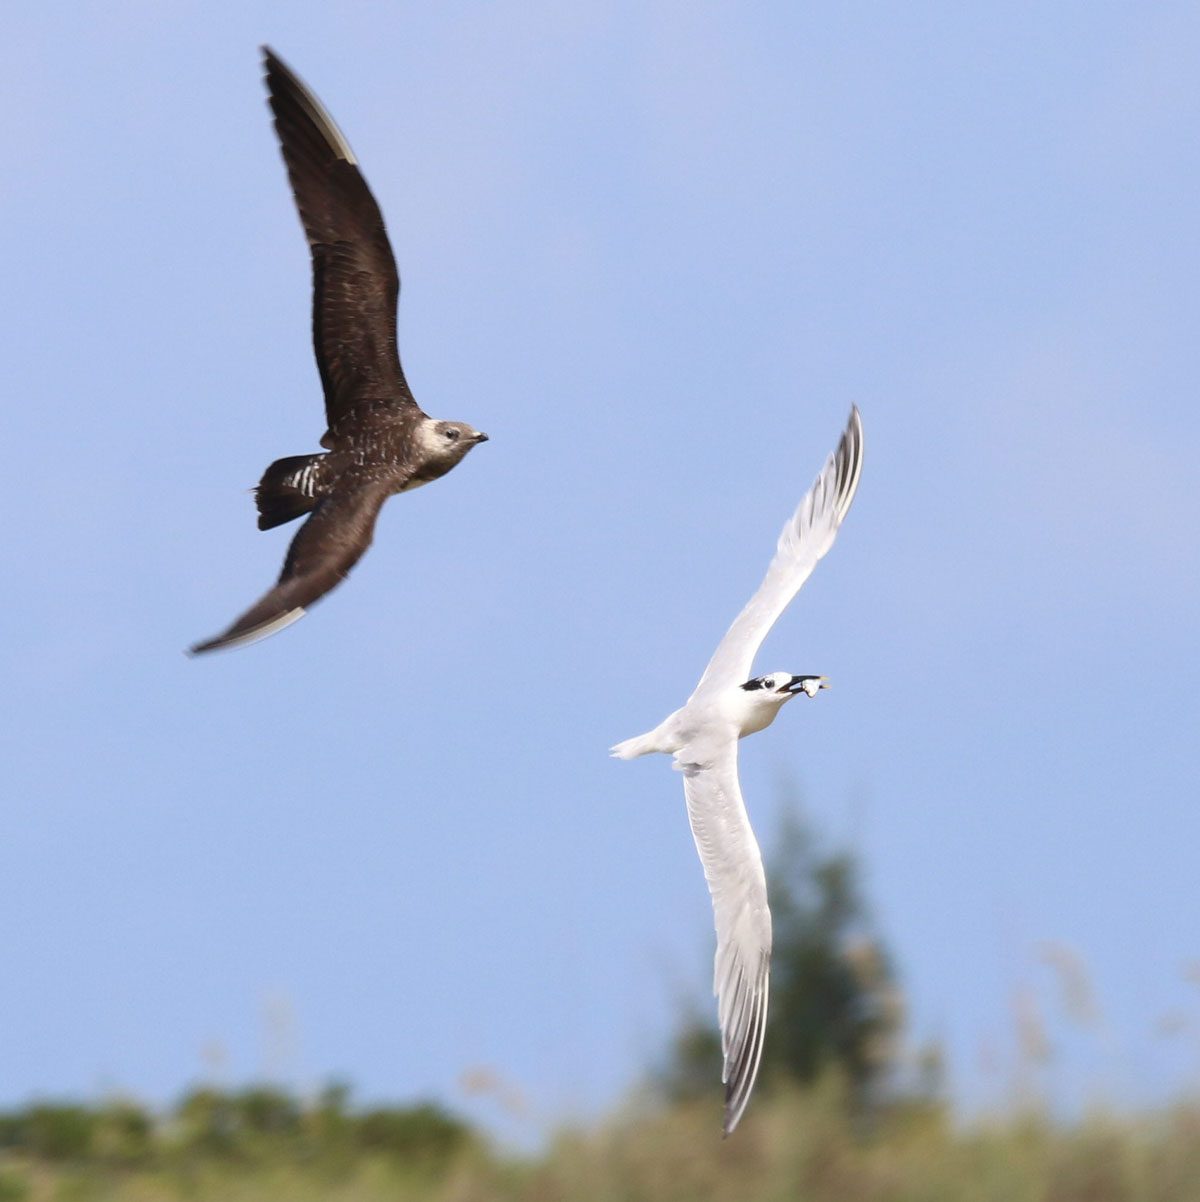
4,0 -> 1199,1137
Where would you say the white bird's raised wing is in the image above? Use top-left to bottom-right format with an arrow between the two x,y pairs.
678,737 -> 772,1136
689,407 -> 863,701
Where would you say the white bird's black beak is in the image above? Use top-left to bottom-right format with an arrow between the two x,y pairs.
782,675 -> 829,695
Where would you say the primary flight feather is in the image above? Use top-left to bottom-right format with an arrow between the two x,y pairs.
191,47 -> 487,655
611,406 -> 863,1135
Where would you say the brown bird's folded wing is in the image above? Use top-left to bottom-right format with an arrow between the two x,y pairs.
263,47 -> 419,437
190,481 -> 392,654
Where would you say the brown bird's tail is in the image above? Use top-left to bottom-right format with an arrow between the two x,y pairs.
254,454 -> 324,530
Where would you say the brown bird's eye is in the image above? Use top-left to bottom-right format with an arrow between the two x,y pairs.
446,429 -> 459,440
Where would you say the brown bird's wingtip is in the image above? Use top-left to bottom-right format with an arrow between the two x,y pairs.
187,607 -> 309,658
261,45 -> 290,80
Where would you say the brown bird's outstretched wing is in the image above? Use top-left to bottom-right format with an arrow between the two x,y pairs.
263,47 -> 419,439
190,481 -> 393,654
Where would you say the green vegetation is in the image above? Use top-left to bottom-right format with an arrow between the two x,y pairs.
0,1087 -> 478,1200
3,1085 -> 1200,1201
6,808 -> 1191,1200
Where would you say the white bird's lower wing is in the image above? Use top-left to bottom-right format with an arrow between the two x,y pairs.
678,738 -> 772,1135
689,406 -> 863,702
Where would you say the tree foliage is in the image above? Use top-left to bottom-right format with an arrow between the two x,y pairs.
0,1085 -> 473,1173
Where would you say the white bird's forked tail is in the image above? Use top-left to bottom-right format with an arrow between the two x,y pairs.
610,730 -> 659,759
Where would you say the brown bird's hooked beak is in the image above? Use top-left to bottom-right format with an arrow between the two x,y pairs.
472,430 -> 489,443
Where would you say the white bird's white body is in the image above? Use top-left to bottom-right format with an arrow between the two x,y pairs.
611,407 -> 863,1136
611,678 -> 808,758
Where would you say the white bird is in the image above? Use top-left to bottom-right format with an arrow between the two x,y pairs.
611,406 -> 864,1135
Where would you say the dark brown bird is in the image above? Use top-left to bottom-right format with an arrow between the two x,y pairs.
191,47 -> 487,655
